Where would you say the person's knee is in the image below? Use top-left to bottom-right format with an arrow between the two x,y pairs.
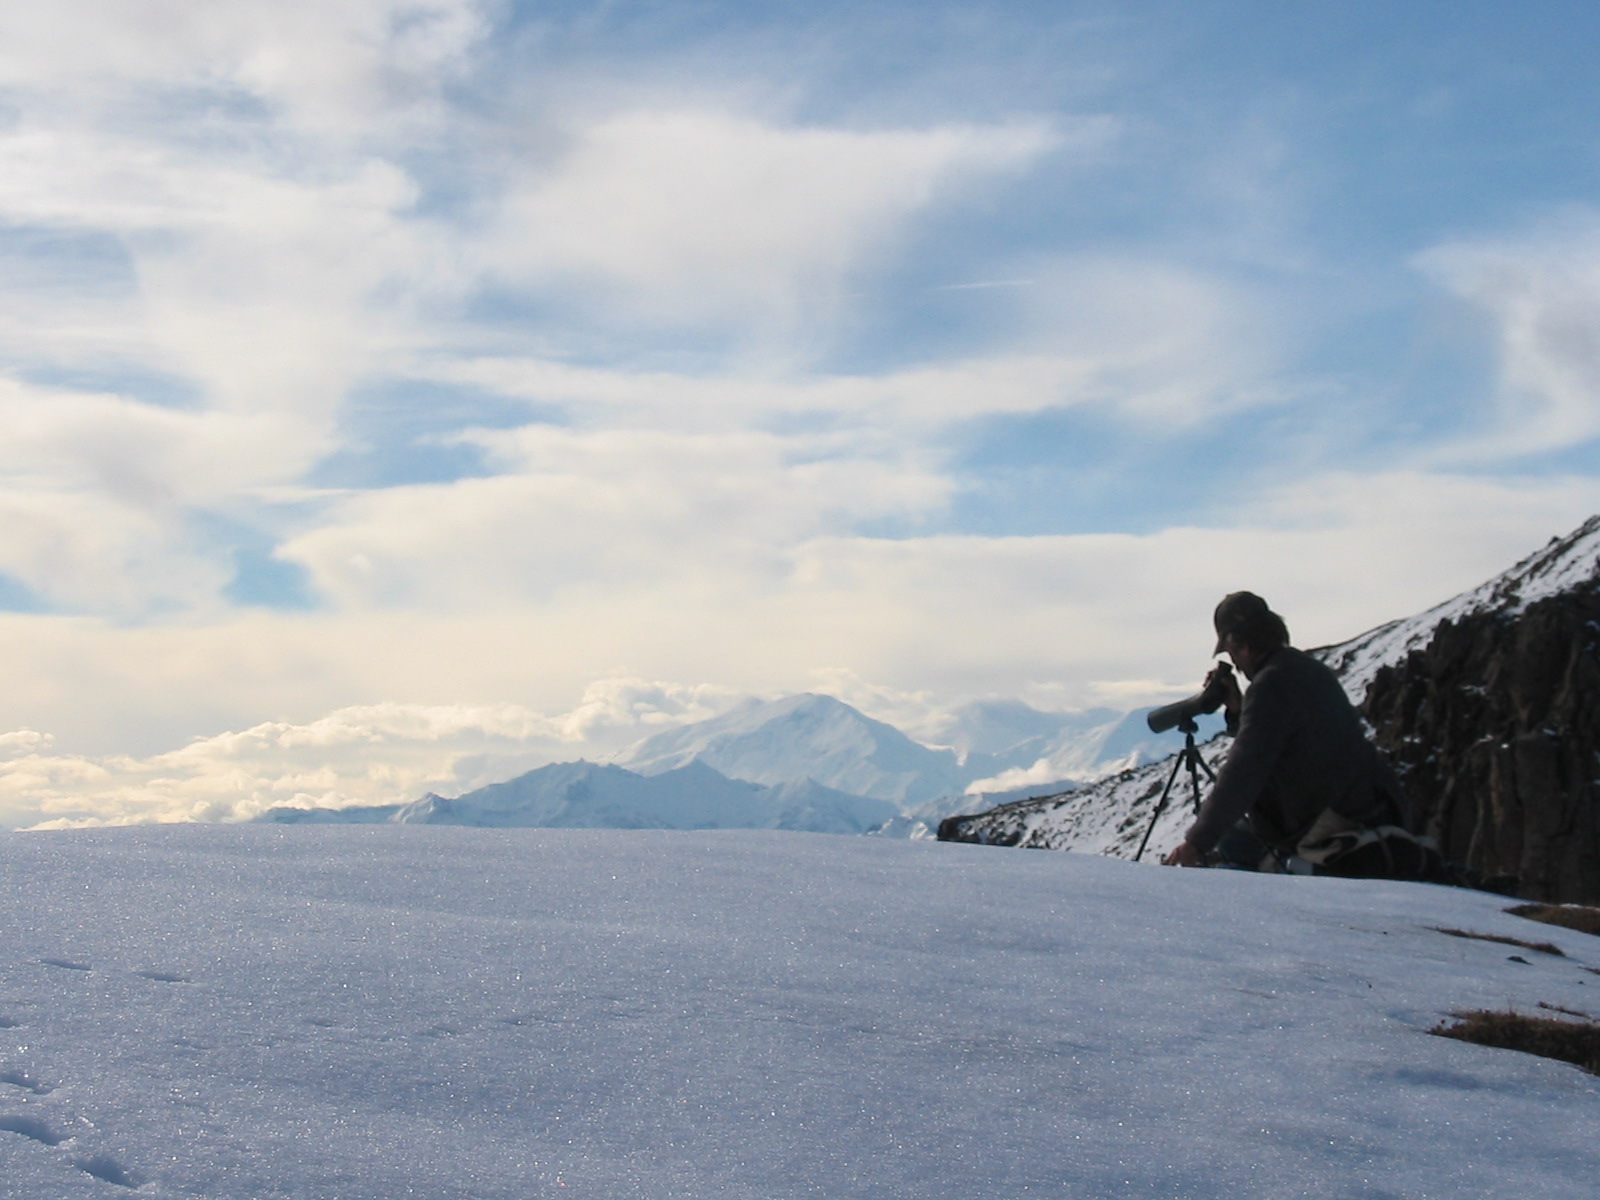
1212,822 -> 1271,871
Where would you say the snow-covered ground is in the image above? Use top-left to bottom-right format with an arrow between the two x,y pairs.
2,827 -> 1596,1198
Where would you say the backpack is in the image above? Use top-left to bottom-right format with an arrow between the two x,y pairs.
1291,820 -> 1444,881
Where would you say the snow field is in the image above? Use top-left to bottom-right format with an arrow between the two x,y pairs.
1,825 -> 1596,1198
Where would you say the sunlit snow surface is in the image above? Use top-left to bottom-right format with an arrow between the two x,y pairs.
2,827 -> 1597,1199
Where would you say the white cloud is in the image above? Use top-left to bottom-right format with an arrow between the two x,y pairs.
279,426 -> 951,609
0,378 -> 332,611
1014,254 -> 1282,425
799,669 -> 955,745
129,164 -> 441,424
0,0 -> 490,464
1420,213 -> 1600,459
0,123 -> 449,417
436,351 -> 1102,431
488,109 -> 1067,334
0,3 -> 1593,834
0,729 -> 53,757
555,678 -> 753,742
0,8 -> 488,618
0,0 -> 489,136
0,379 -> 312,500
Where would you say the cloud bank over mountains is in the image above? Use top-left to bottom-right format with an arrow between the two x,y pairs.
1,2 -> 1599,793
1,678 -> 746,829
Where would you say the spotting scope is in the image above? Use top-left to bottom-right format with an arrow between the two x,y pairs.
1146,662 -> 1234,734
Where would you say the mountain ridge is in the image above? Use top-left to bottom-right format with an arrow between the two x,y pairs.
262,756 -> 900,834
1320,513 -> 1600,701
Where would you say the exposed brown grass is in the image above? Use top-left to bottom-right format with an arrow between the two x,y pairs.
1507,903 -> 1600,937
1432,1009 -> 1600,1075
1537,1001 -> 1596,1021
1430,926 -> 1565,956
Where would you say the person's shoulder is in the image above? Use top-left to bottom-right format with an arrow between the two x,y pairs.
1250,646 -> 1326,691
1268,645 -> 1323,670
1269,647 -> 1352,702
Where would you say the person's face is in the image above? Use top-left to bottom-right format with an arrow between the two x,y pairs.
1219,633 -> 1266,680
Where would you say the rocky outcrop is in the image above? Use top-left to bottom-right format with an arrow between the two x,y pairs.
1362,581 -> 1600,904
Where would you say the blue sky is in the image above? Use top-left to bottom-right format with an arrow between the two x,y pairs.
1,1 -> 1598,823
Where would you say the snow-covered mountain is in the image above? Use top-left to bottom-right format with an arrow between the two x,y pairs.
613,693 -> 972,805
940,736 -> 1232,858
942,513 -> 1600,879
615,691 -> 1225,803
263,758 -> 898,835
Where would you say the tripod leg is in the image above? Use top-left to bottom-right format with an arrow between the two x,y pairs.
1134,750 -> 1188,863
1181,732 -> 1217,812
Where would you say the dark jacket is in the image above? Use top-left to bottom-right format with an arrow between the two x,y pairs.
1184,646 -> 1401,856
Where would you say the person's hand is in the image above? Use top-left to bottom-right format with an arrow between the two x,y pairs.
1208,662 -> 1243,717
1162,842 -> 1204,868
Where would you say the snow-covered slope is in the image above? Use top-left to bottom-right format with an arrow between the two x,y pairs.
964,706 -> 1228,795
1316,513 -> 1600,701
2,825 -> 1595,1199
942,738 -> 1231,857
264,758 -> 898,835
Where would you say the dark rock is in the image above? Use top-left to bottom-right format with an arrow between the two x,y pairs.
1362,581 -> 1600,904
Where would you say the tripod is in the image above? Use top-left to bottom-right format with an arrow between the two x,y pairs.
1133,719 -> 1216,862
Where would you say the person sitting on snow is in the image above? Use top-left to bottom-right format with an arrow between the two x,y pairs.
1161,591 -> 1436,878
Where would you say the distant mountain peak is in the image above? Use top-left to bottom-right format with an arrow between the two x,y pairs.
612,692 -> 967,805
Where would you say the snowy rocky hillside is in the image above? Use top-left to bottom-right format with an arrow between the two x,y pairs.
956,704 -> 1227,796
942,514 -> 1600,889
940,737 -> 1233,860
3,824 -> 1598,1199
1320,513 -> 1600,702
1361,524 -> 1600,903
